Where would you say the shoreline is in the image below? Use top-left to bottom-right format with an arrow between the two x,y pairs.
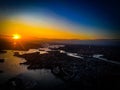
13,50 -> 120,89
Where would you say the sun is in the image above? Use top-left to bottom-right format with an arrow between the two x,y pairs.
13,34 -> 21,40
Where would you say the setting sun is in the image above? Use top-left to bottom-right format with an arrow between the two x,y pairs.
13,34 -> 21,40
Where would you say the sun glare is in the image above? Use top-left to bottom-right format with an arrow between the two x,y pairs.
13,34 -> 21,40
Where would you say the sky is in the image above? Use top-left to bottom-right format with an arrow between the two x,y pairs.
0,0 -> 120,40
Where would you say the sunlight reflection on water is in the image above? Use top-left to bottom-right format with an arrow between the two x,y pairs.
0,50 -> 63,85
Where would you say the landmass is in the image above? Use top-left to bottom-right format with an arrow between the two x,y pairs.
0,41 -> 119,90
57,45 -> 120,62
10,50 -> 120,90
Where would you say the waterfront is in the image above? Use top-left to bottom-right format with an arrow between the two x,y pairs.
0,44 -> 120,90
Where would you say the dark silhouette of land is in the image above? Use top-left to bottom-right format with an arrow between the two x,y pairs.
0,39 -> 120,90
57,44 -> 120,62
1,50 -> 119,90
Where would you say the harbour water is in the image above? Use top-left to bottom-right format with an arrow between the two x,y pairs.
0,50 -> 64,86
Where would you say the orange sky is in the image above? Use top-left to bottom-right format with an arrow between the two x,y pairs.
0,15 -> 107,40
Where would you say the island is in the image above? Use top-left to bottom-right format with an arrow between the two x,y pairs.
13,50 -> 120,90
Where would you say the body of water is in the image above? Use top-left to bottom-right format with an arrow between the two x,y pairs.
0,50 -> 63,87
